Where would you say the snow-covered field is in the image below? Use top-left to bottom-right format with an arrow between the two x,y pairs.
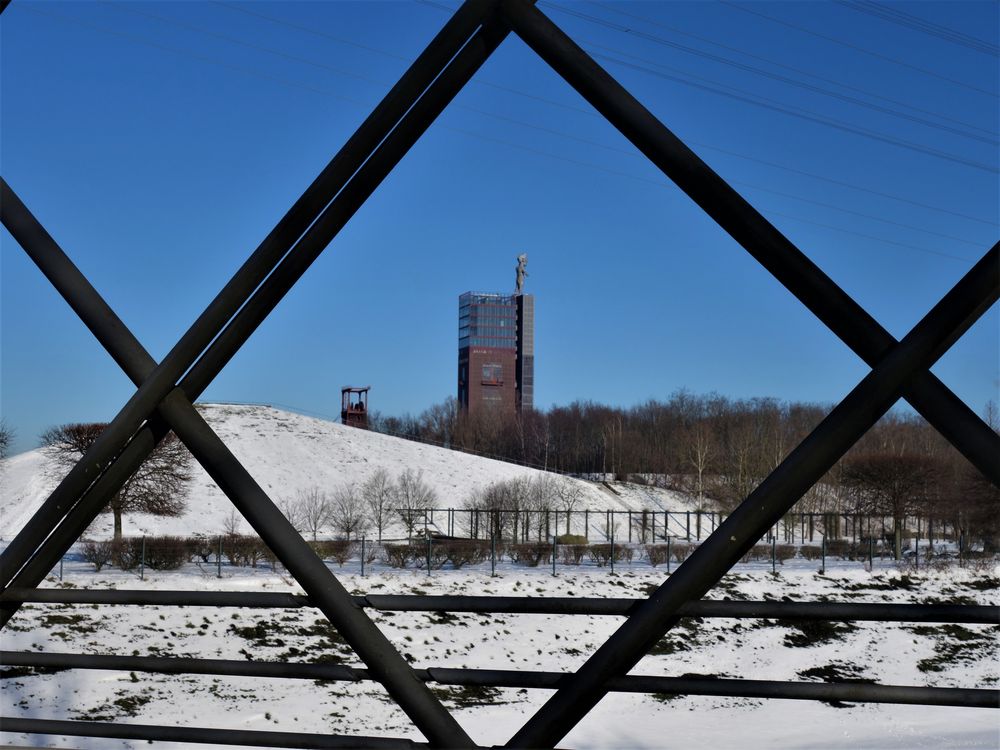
2,403 -> 997,748
2,557 -> 997,749
0,404 -> 699,542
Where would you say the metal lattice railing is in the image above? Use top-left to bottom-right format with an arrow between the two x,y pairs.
1,0 -> 997,747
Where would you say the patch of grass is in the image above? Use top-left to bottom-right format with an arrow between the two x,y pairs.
0,665 -> 68,680
961,577 -> 999,592
430,685 -> 507,708
39,612 -> 98,634
648,636 -> 691,656
798,662 -> 873,683
780,619 -> 856,647
909,624 -> 998,673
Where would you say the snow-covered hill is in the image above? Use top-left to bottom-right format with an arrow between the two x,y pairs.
0,404 -> 699,541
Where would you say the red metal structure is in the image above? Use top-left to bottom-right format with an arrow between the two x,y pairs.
341,386 -> 370,428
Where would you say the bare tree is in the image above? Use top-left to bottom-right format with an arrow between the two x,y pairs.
331,483 -> 368,540
42,422 -> 191,539
279,498 -> 306,535
841,452 -> 937,558
552,477 -> 583,536
394,468 -> 437,540
222,508 -> 244,537
293,486 -> 332,541
362,467 -> 394,542
0,419 -> 13,459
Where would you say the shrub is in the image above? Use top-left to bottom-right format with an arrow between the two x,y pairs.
143,536 -> 189,570
560,544 -> 588,565
774,544 -> 797,564
646,544 -> 669,567
588,544 -> 613,567
308,540 -> 330,560
415,540 -> 449,570
824,539 -> 851,559
444,541 -> 488,569
614,545 -> 634,564
381,543 -> 414,568
327,540 -> 354,567
739,544 -> 769,563
671,543 -> 693,563
187,537 -> 217,564
509,543 -> 552,567
81,539 -> 114,572
111,538 -> 143,570
799,545 -> 823,561
223,534 -> 268,568
557,534 -> 588,545
359,540 -> 379,565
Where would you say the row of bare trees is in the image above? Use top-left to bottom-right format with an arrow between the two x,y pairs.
463,475 -> 584,540
372,393 -> 999,550
273,468 -> 439,542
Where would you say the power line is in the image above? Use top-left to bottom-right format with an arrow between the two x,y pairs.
836,0 -> 999,57
14,2 -> 991,262
585,0 -> 997,138
719,1 -> 998,98
541,1 -> 996,144
588,48 -> 997,174
444,126 -> 976,263
221,0 -> 997,227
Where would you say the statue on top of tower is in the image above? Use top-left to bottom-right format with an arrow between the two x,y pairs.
515,253 -> 528,294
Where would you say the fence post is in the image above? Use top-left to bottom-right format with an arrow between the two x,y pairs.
666,536 -> 671,574
628,510 -> 632,543
610,523 -> 615,575
426,536 -> 432,577
217,536 -> 222,578
552,534 -> 557,577
771,538 -> 776,575
360,537 -> 366,578
140,535 -> 146,581
820,534 -> 826,575
491,534 -> 496,577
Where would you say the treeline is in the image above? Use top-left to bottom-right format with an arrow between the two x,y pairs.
370,392 -> 998,549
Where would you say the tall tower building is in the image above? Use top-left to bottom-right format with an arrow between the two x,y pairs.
458,257 -> 534,416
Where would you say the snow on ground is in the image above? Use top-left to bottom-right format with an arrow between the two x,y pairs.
0,404 -> 702,542
1,555 -> 997,749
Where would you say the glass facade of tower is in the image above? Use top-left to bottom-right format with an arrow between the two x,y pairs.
458,293 -> 518,350
458,291 -> 533,415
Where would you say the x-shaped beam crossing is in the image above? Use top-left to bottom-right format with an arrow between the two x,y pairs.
2,1 -> 997,748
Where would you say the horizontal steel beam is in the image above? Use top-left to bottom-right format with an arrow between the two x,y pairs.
430,668 -> 999,708
0,717 -> 429,749
5,589 -> 995,623
3,652 -> 995,708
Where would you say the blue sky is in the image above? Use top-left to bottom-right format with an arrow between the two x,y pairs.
1,0 -> 997,456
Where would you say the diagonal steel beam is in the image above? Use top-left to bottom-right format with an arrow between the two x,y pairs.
1,5 -> 522,744
508,242 -> 999,747
499,0 -> 1000,488
0,183 -> 476,746
0,0 -> 499,588
0,1 -> 519,609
